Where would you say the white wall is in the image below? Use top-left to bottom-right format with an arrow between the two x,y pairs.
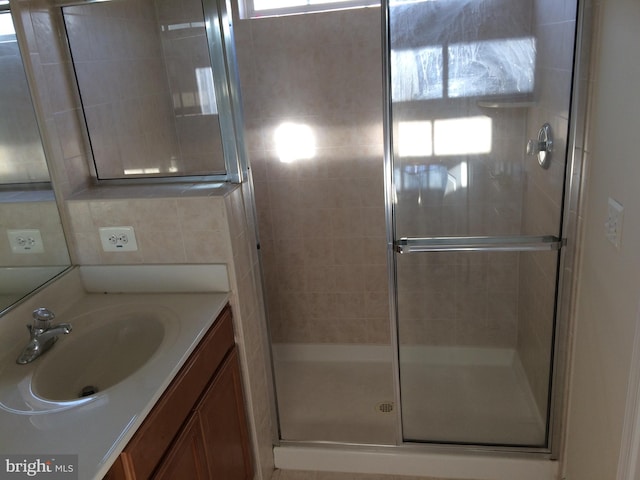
562,0 -> 640,478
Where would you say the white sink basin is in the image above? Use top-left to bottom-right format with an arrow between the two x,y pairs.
0,265 -> 230,480
0,302 -> 180,412
31,309 -> 168,402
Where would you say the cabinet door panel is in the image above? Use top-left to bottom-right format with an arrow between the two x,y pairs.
123,306 -> 234,479
198,348 -> 253,480
153,415 -> 209,480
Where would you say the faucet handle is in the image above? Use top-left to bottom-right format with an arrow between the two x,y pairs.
32,307 -> 55,329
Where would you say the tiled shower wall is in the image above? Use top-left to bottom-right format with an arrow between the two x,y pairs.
234,8 -> 389,345
518,0 -> 577,415
237,1 -> 535,349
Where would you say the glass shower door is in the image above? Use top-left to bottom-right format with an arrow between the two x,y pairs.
388,0 -> 578,446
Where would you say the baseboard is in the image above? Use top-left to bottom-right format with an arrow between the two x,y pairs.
274,445 -> 558,480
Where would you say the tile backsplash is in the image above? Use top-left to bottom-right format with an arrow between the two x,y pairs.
66,188 -> 233,265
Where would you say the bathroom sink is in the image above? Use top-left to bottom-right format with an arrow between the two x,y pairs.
30,306 -> 171,402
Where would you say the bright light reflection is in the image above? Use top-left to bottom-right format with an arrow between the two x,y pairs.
254,0 -> 363,10
196,67 -> 218,115
443,161 -> 468,196
162,21 -> 205,32
274,122 -> 316,163
398,121 -> 432,157
390,0 -> 439,5
398,116 -> 492,157
123,168 -> 161,175
434,116 -> 492,156
460,160 -> 468,188
0,11 -> 15,37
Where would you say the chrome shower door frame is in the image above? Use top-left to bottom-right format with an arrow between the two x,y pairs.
382,0 -> 593,457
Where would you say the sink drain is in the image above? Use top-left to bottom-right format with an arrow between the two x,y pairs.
79,385 -> 98,398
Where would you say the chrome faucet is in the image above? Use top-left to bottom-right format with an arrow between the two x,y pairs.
16,308 -> 72,365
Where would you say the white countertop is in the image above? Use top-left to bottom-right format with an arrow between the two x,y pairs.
0,291 -> 230,479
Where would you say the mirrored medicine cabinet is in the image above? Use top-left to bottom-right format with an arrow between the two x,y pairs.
60,0 -> 246,183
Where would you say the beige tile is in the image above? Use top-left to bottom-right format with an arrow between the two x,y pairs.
137,229 -> 186,263
300,208 -> 333,240
183,230 -> 232,263
89,200 -> 136,227
99,248 -> 144,265
71,232 -> 102,264
130,199 -> 179,231
177,197 -> 226,231
270,208 -> 303,239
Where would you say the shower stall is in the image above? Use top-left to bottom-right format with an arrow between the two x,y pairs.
254,0 -> 589,470
388,0 -> 575,449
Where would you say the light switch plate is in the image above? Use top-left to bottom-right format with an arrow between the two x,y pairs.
99,226 -> 138,252
7,229 -> 44,254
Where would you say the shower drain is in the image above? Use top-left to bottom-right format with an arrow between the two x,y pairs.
375,401 -> 394,414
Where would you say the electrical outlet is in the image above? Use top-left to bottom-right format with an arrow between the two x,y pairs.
605,197 -> 624,248
7,229 -> 44,254
99,226 -> 138,252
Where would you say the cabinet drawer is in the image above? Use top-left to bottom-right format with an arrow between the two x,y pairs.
121,304 -> 234,480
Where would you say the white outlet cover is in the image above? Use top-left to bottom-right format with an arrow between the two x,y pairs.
7,229 -> 44,254
99,226 -> 138,252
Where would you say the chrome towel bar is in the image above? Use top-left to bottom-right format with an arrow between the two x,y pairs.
395,235 -> 565,253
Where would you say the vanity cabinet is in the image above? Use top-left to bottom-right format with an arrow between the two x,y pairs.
104,304 -> 253,480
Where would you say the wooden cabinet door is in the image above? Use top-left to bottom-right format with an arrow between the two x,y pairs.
153,414 -> 210,480
198,348 -> 253,480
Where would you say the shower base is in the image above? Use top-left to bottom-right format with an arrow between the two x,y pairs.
273,344 -> 545,447
273,344 -> 397,444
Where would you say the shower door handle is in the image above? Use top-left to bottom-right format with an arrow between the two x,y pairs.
395,235 -> 564,254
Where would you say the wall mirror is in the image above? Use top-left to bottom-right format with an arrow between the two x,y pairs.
61,0 -> 240,182
0,7 -> 71,314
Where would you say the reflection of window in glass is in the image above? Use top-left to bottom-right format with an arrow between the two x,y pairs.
434,116 -> 492,155
397,116 -> 491,157
448,38 -> 536,98
391,47 -> 443,102
392,37 -> 535,102
243,0 -> 378,19
388,0 -> 437,5
398,121 -> 432,157
62,0 -> 227,180
396,160 -> 468,203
